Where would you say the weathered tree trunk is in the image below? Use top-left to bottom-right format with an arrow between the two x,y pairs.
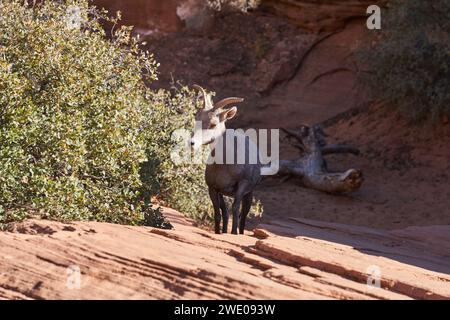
278,125 -> 363,194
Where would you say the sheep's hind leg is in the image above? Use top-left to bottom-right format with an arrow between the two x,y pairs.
239,192 -> 253,235
219,195 -> 229,233
231,181 -> 252,235
208,187 -> 221,234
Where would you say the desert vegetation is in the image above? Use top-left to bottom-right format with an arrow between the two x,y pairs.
357,0 -> 450,122
206,0 -> 260,12
0,0 -> 210,228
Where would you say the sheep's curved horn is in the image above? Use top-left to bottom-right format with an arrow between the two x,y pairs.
213,97 -> 244,110
193,84 -> 213,110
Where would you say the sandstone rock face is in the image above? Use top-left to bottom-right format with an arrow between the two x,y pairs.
261,0 -> 387,32
92,0 -> 208,33
0,208 -> 449,299
92,0 -> 387,34
93,0 -> 182,33
146,12 -> 369,129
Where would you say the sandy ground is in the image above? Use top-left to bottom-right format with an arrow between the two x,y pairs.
1,208 -> 449,300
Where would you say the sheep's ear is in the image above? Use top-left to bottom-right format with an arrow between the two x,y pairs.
219,107 -> 237,122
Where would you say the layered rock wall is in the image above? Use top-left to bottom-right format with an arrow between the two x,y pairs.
92,0 -> 388,34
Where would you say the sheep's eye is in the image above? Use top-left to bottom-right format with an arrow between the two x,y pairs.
209,123 -> 217,129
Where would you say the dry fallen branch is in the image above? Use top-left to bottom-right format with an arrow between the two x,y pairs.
278,125 -> 363,193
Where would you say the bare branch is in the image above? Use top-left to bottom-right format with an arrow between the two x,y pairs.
322,144 -> 360,156
278,126 -> 363,193
281,127 -> 303,141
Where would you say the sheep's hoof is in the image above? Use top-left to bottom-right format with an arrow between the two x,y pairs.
231,230 -> 238,235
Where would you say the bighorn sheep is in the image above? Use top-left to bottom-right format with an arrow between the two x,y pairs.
190,85 -> 261,235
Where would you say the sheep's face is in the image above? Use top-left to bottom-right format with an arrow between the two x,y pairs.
189,85 -> 242,150
190,107 -> 237,150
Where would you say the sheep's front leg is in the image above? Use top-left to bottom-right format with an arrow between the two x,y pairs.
231,181 -> 251,235
208,187 -> 221,234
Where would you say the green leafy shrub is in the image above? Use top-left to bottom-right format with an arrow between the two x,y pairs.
357,0 -> 450,122
139,85 -> 212,222
142,206 -> 173,229
0,0 -> 187,228
0,0 -> 160,225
